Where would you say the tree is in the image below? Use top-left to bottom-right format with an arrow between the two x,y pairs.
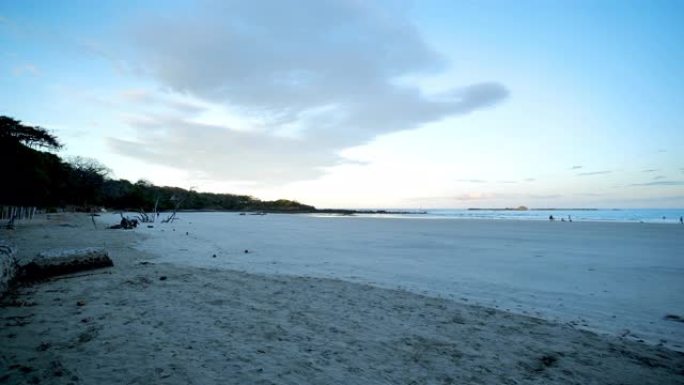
68,156 -> 111,178
66,157 -> 111,208
0,116 -> 65,206
0,116 -> 62,150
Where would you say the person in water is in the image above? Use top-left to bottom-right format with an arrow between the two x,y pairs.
549,215 -> 554,221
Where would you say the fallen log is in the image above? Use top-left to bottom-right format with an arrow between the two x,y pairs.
0,242 -> 17,297
16,247 -> 113,282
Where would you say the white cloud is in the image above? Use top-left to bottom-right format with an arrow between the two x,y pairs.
457,179 -> 487,183
108,116 -> 340,183
630,180 -> 684,187
577,170 -> 612,176
109,0 -> 508,184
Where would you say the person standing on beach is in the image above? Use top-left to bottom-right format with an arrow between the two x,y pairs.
680,216 -> 683,224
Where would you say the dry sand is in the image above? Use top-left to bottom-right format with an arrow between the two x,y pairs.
1,214 -> 682,384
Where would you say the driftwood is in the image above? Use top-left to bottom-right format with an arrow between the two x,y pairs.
16,247 -> 113,282
162,191 -> 189,223
136,209 -> 152,223
162,199 -> 183,223
108,214 -> 138,230
153,196 -> 159,220
133,196 -> 162,224
0,242 -> 17,296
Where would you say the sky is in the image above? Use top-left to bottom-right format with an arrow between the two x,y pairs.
1,0 -> 683,208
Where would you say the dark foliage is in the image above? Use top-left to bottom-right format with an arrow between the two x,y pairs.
98,179 -> 315,212
0,115 -> 315,212
0,116 -> 62,150
1,139 -> 70,206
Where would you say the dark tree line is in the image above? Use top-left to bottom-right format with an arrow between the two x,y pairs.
1,116 -> 315,213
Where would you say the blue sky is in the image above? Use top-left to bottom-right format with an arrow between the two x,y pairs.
1,0 -> 683,208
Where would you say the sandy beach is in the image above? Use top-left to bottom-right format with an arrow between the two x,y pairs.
1,214 -> 683,384
129,212 -> 684,351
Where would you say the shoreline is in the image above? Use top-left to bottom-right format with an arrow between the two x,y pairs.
1,214 -> 683,384
80,206 -> 684,225
309,212 -> 684,224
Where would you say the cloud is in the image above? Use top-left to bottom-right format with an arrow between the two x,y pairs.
409,191 -> 562,203
570,165 -> 583,170
629,180 -> 684,187
79,40 -> 140,75
457,179 -> 487,183
108,115 -> 341,183
12,64 -> 40,77
577,170 -> 611,176
119,89 -> 206,115
165,100 -> 206,115
111,0 -> 508,183
448,193 -> 499,201
120,89 -> 154,103
572,192 -> 604,197
528,194 -> 562,199
524,178 -> 536,182
642,169 -> 659,173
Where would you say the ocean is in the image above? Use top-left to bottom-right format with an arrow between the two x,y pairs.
352,208 -> 684,223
